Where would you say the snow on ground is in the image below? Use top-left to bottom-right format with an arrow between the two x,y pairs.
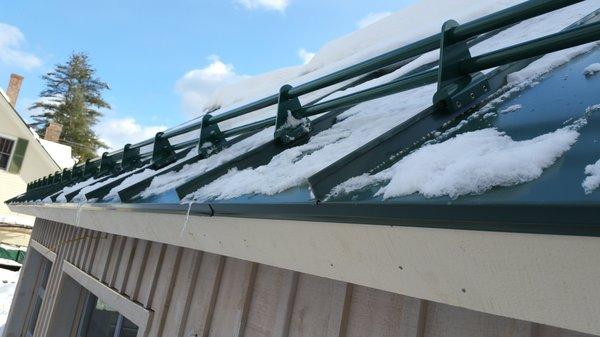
0,267 -> 20,335
584,63 -> 600,77
0,214 -> 34,227
583,158 -> 600,194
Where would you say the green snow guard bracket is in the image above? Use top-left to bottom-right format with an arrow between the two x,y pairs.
121,143 -> 142,171
60,168 -> 72,182
433,19 -> 490,114
84,159 -> 100,177
152,132 -> 177,169
274,84 -> 312,144
98,152 -> 119,177
198,113 -> 226,158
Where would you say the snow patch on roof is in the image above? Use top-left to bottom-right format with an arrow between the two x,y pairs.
583,63 -> 600,77
139,128 -> 273,200
55,176 -> 101,202
38,138 -> 76,169
500,104 -> 522,114
334,120 -> 583,199
184,83 -> 436,202
377,124 -> 580,199
583,158 -> 600,194
101,148 -> 199,202
181,3 -> 599,202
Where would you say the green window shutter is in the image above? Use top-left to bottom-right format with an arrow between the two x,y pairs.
8,138 -> 28,174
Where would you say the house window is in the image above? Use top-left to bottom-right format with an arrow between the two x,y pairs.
77,293 -> 139,337
0,136 -> 15,171
26,258 -> 52,337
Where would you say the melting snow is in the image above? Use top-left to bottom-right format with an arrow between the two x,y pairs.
583,63 -> 600,77
0,268 -> 20,335
37,0 -> 600,204
179,2 -> 598,201
138,128 -> 273,199
334,122 -> 582,199
184,84 -> 436,201
500,104 -> 522,114
583,159 -> 600,194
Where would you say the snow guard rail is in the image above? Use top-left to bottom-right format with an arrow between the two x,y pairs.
19,0 -> 600,202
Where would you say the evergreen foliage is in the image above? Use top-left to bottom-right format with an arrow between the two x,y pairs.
30,52 -> 110,162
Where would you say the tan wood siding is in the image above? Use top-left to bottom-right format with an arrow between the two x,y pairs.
4,218 -> 597,337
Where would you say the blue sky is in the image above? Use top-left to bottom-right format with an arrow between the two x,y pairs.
0,0 -> 412,149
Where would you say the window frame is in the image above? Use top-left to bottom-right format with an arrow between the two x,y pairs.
56,261 -> 151,337
0,132 -> 17,172
76,292 -> 139,337
25,254 -> 53,337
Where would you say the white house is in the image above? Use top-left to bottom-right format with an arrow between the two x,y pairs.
0,74 -> 74,226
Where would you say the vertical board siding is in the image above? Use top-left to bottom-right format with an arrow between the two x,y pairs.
106,235 -> 126,287
244,265 -> 298,337
114,237 -> 136,292
18,218 -> 598,337
90,232 -> 109,279
83,230 -> 100,273
125,239 -> 150,301
344,285 -> 406,337
138,242 -> 166,308
162,249 -> 202,337
287,274 -> 349,337
207,258 -> 258,337
146,245 -> 182,337
423,301 -> 535,337
182,253 -> 225,337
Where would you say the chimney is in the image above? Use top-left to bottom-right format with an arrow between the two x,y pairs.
6,73 -> 24,106
44,122 -> 63,143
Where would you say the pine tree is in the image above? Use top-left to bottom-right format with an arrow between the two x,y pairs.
30,52 -> 110,162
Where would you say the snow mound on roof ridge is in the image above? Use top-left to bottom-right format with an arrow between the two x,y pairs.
334,120 -> 583,200
305,0 -> 521,75
185,0 -> 523,119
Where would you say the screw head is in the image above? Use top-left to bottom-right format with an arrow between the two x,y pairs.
456,100 -> 462,108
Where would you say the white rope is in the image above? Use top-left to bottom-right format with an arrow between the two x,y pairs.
181,202 -> 194,237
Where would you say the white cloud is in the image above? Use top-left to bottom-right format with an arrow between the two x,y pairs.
0,22 -> 42,70
175,55 -> 244,117
357,12 -> 392,29
236,0 -> 289,11
298,48 -> 315,65
96,117 -> 167,151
